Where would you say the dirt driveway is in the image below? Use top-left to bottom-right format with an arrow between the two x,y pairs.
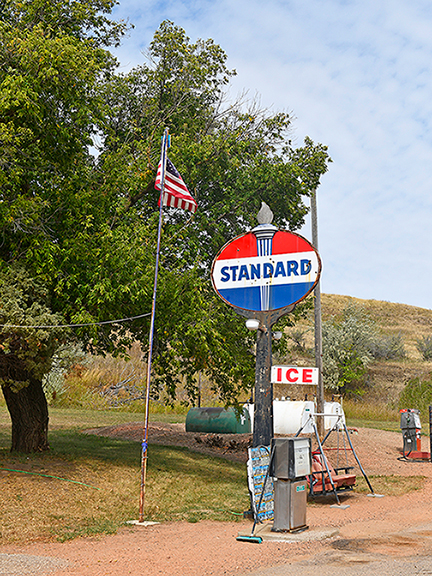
2,423 -> 432,576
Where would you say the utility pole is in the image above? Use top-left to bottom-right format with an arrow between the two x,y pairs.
311,189 -> 324,437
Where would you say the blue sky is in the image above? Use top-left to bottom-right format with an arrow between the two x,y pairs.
111,0 -> 432,310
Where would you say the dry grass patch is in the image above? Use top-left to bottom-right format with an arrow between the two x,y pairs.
0,429 -> 248,545
0,454 -> 139,543
355,475 -> 426,496
343,398 -> 399,430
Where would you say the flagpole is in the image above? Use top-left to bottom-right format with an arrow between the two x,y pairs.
138,128 -> 169,523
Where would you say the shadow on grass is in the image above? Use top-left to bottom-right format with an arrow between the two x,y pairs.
49,430 -> 245,481
0,426 -> 245,483
50,430 -> 142,465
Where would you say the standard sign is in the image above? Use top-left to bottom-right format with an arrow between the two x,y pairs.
211,230 -> 321,312
271,366 -> 319,385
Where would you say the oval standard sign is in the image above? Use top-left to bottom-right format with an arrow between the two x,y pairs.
211,230 -> 321,312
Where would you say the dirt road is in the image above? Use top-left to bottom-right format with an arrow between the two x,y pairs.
2,424 -> 432,576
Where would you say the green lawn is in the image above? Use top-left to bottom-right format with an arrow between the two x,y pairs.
0,406 -> 248,545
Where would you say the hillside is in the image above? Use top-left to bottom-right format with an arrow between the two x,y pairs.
282,294 -> 432,404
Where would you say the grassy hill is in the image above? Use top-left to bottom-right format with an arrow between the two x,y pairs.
282,294 -> 432,410
2,293 -> 431,422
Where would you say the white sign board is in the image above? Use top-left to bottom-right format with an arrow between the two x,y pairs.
271,366 -> 318,385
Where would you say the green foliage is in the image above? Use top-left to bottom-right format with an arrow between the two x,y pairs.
99,21 -> 331,267
0,0 -> 128,47
0,8 -> 331,420
92,20 -> 331,404
322,304 -> 406,394
369,332 -> 406,360
399,376 -> 432,420
322,304 -> 376,393
416,335 -> 432,360
149,269 -> 257,406
0,266 -> 66,391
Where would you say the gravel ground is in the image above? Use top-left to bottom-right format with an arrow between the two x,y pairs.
0,554 -> 68,575
2,423 -> 432,576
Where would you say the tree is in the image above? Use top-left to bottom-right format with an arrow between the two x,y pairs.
0,12 -> 331,451
96,21 -> 331,403
0,0 -> 128,450
322,305 -> 376,394
322,304 -> 407,395
0,267 -> 65,451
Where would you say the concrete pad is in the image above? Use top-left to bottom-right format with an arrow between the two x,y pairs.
126,520 -> 160,527
237,522 -> 339,543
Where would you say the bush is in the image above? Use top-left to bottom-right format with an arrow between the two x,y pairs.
43,344 -> 88,405
322,304 -> 376,392
322,304 -> 408,394
288,328 -> 309,351
416,335 -> 432,360
399,375 -> 432,420
369,333 -> 406,360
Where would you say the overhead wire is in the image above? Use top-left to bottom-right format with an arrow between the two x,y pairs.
0,311 -> 151,330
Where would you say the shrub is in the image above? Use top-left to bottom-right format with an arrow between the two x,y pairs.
288,328 -> 309,350
399,375 -> 432,421
43,344 -> 88,405
322,304 -> 375,392
369,333 -> 406,360
416,335 -> 432,360
322,304 -> 408,394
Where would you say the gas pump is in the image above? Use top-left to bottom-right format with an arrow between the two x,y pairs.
400,408 -> 421,456
270,437 -> 311,533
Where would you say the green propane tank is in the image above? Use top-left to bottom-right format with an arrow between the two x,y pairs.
185,406 -> 251,434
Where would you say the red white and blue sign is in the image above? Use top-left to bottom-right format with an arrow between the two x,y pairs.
211,230 -> 321,312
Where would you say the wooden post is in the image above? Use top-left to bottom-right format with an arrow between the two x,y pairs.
253,315 -> 273,447
311,188 -> 324,438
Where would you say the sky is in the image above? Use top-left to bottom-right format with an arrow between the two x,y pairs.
110,0 -> 432,310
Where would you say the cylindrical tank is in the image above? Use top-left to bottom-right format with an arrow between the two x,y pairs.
323,401 -> 346,431
247,401 -> 315,435
185,406 -> 251,434
274,401 -> 315,435
247,400 -> 345,435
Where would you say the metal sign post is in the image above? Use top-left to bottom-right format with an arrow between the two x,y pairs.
211,203 -> 322,447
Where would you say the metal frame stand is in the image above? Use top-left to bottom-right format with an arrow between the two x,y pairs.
296,413 -> 377,503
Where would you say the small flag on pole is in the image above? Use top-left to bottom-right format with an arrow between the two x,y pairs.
155,158 -> 197,213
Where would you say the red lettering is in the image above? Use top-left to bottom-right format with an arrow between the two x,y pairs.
302,369 -> 313,383
286,368 -> 299,383
277,368 -> 282,382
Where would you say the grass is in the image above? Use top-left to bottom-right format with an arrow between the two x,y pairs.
355,475 -> 426,496
0,400 -> 429,545
0,426 -> 249,544
343,399 -> 400,432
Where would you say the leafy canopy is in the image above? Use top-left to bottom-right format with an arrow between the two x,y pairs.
0,12 -> 331,406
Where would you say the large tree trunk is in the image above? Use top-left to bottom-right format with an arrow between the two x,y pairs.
2,378 -> 49,453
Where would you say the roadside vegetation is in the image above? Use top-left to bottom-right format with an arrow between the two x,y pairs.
1,293 -> 432,544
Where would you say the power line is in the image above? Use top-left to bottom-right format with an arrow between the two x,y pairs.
0,311 -> 151,330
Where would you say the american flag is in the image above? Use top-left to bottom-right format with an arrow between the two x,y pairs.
155,158 -> 197,213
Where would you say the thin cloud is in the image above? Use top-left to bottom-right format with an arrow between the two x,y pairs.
111,0 -> 432,308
